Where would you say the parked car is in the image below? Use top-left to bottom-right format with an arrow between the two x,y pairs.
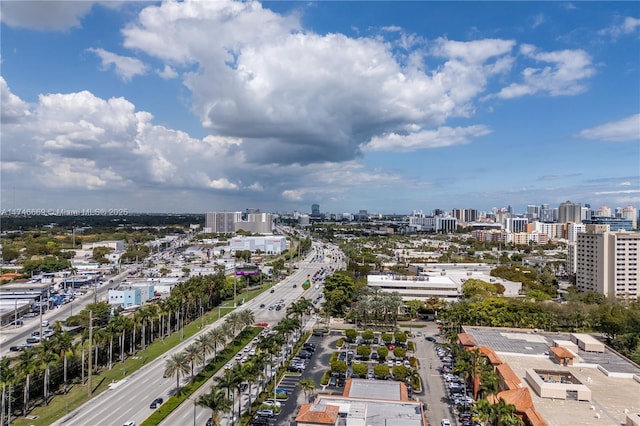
256,409 -> 275,418
149,397 -> 163,409
263,399 -> 281,408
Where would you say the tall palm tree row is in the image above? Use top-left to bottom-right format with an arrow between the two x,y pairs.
0,268 -> 235,417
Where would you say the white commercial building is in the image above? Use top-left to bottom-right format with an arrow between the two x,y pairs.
368,264 -> 521,302
229,236 -> 287,254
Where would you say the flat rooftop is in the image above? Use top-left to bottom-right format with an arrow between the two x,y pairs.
316,396 -> 424,426
346,378 -> 403,400
464,326 -> 640,426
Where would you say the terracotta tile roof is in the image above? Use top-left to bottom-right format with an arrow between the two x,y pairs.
458,333 -> 477,347
477,346 -> 503,365
295,403 -> 340,424
490,388 -> 548,426
550,346 -> 575,358
496,363 -> 521,390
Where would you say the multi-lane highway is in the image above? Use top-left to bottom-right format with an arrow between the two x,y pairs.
52,243 -> 341,426
0,268 -> 135,356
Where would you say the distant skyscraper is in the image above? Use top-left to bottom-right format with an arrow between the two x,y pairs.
311,204 -> 320,216
540,205 -> 556,223
595,205 -> 612,217
527,205 -> 540,220
558,200 -> 582,224
621,205 -> 638,229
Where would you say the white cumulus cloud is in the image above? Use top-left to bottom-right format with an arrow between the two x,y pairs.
87,48 -> 148,81
578,114 -> 640,142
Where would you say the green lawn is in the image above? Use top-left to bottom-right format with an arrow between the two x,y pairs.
11,286 -> 267,426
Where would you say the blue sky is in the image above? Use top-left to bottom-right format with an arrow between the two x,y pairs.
1,1 -> 639,216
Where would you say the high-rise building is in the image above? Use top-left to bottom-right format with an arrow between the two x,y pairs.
575,225 -> 639,300
527,205 -> 541,220
595,205 -> 612,217
451,208 -> 478,223
235,213 -> 274,234
558,201 -> 582,224
503,217 -> 528,233
621,205 -> 638,229
540,205 -> 556,223
205,212 -> 242,234
311,204 -> 320,216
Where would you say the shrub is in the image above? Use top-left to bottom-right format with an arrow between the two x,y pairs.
392,365 -> 409,381
356,345 -> 371,357
409,356 -> 418,368
361,330 -> 375,342
393,347 -> 406,358
330,360 -> 348,374
407,341 -> 415,351
345,329 -> 358,341
381,333 -> 393,344
377,347 -> 389,359
373,364 -> 390,379
394,331 -> 407,343
320,371 -> 331,385
336,338 -> 345,348
352,363 -> 368,377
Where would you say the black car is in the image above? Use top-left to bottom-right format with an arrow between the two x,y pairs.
149,397 -> 163,409
270,288 -> 275,293
303,343 -> 317,351
9,346 -> 23,352
250,417 -> 270,425
259,303 -> 266,308
298,350 -> 312,359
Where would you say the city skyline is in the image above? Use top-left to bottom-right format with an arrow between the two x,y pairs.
1,1 -> 639,214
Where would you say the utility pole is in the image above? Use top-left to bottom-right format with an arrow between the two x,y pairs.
87,310 -> 93,396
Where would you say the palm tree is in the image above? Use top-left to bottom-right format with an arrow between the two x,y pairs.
184,343 -> 204,378
215,370 -> 241,422
52,329 -> 74,393
232,364 -> 249,421
105,321 -> 119,370
492,397 -> 522,426
208,327 -> 227,361
0,357 -> 16,426
164,352 -> 190,394
196,387 -> 231,426
238,309 -> 255,329
195,332 -> 215,367
38,339 -> 59,405
224,311 -> 243,337
479,369 -> 500,400
17,347 -> 38,416
299,378 -> 316,403
473,399 -> 493,425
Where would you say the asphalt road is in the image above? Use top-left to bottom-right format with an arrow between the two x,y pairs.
158,256 -> 334,426
413,322 -> 458,426
0,268 -> 135,356
52,245 -> 337,426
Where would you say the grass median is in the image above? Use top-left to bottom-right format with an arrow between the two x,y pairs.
142,327 -> 261,426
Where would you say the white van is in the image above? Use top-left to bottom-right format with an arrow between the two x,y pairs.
42,320 -> 50,327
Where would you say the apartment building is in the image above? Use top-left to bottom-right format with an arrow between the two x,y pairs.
576,225 -> 639,300
205,211 -> 242,234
